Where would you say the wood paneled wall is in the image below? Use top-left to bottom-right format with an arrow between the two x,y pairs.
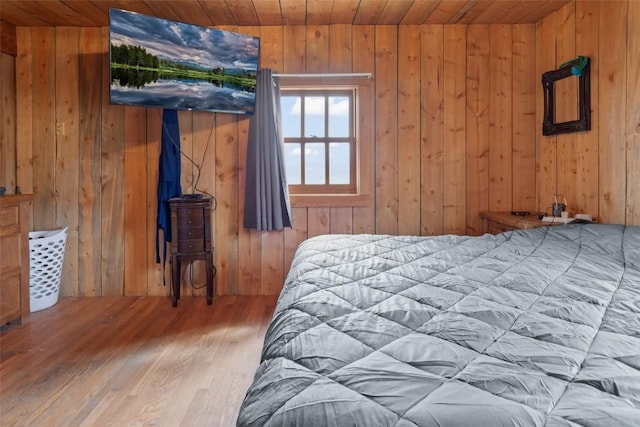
536,0 -> 640,224
0,19 -> 17,190
4,0 -> 638,297
1,52 -> 17,191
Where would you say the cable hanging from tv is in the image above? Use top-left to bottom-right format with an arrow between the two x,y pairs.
160,111 -> 217,212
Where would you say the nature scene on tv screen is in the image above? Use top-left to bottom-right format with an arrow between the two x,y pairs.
109,9 -> 259,114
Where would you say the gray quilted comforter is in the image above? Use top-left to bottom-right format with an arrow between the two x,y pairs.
238,224 -> 640,427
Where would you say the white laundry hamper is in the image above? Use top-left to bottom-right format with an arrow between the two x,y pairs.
29,227 -> 68,312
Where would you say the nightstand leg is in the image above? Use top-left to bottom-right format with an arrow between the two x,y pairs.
206,252 -> 214,305
172,254 -> 181,307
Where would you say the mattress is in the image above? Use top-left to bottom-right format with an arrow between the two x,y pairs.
237,224 -> 640,427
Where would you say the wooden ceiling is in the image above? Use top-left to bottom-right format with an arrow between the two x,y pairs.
1,0 -> 572,27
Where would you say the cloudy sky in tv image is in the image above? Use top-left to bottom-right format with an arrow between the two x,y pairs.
109,9 -> 259,71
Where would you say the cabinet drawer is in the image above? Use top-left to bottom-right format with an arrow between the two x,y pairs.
0,205 -> 20,237
177,239 -> 205,253
178,227 -> 204,241
0,233 -> 21,274
176,209 -> 204,228
0,274 -> 21,325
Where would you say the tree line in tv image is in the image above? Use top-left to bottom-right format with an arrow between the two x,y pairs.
111,45 -> 256,92
110,43 -> 256,93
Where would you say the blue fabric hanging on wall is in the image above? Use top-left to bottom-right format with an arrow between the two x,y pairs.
156,109 -> 182,265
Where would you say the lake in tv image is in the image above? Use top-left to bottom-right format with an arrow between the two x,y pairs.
109,9 -> 259,114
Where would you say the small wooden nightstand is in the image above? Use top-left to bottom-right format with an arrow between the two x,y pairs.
169,196 -> 215,307
480,211 -> 561,234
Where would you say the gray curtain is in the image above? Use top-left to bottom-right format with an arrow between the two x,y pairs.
244,68 -> 292,230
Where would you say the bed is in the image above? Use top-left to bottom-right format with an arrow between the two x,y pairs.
237,223 -> 640,427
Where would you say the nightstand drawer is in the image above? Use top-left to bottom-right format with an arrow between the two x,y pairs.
177,239 -> 205,253
178,227 -> 204,241
176,210 -> 204,228
487,221 -> 514,234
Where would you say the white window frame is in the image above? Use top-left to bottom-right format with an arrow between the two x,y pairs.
279,76 -> 373,208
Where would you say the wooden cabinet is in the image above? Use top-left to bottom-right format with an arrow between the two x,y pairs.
480,211 -> 556,234
169,197 -> 215,307
0,194 -> 33,327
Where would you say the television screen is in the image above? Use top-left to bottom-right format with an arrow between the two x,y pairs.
109,9 -> 259,115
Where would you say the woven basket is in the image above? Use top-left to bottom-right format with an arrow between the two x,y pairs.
29,227 -> 68,312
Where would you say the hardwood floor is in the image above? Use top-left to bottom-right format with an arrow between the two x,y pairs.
0,295 -> 278,426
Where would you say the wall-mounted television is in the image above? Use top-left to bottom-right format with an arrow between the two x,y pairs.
109,8 -> 259,115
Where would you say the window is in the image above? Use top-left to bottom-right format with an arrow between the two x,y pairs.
281,90 -> 356,194
279,79 -> 372,207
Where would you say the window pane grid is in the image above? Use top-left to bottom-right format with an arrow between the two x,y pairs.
281,89 -> 355,193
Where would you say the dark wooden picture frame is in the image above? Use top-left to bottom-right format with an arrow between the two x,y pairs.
542,57 -> 591,136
